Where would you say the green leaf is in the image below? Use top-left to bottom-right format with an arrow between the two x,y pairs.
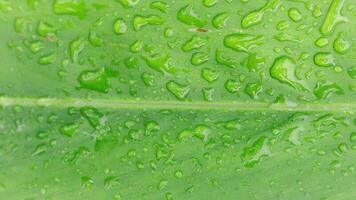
0,0 -> 355,199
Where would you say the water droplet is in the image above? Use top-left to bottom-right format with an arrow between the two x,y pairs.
348,66 -> 356,79
114,18 -> 128,34
338,143 -> 348,153
36,131 -> 49,139
141,72 -> 155,86
130,40 -> 143,53
166,81 -> 190,100
314,80 -> 344,99
333,33 -> 350,54
350,132 -> 356,142
54,0 -> 87,18
194,124 -> 211,140
274,33 -> 301,43
38,53 -> 56,65
244,82 -> 263,99
117,0 -> 140,8
276,20 -> 290,31
224,79 -> 241,93
224,33 -> 264,53
174,170 -> 183,178
70,38 -> 85,63
312,6 -> 323,18
32,143 -> 47,156
241,0 -> 283,28
201,68 -> 219,83
78,68 -> 110,93
177,129 -> 193,141
164,27 -> 174,38
203,0 -> 218,7
191,52 -> 209,66
241,136 -> 270,168
29,41 -> 44,53
133,15 -> 164,31
216,49 -> 238,68
313,52 -> 335,67
149,1 -> 168,13
212,12 -> 230,29
320,0 -> 347,35
37,21 -> 56,37
14,17 -> 26,33
202,87 -> 214,102
80,106 -> 103,128
315,37 -> 329,48
89,31 -> 103,47
288,8 -> 302,22
104,176 -> 119,188
242,53 -> 265,72
177,4 -> 207,27
142,53 -> 175,74
145,121 -> 160,136
270,56 -> 306,90
158,179 -> 168,190
182,35 -> 206,52
59,123 -> 78,137
81,176 -> 94,188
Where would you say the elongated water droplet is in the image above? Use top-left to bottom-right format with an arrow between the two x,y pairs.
38,53 -> 56,65
224,33 -> 264,53
177,4 -> 207,27
133,15 -> 164,31
212,12 -> 230,29
70,38 -> 85,63
314,80 -> 344,99
182,35 -> 206,52
53,0 -> 87,18
320,0 -> 347,35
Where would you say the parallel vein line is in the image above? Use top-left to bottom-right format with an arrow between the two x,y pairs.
0,97 -> 355,112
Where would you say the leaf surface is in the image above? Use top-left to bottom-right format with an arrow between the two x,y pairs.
0,0 -> 355,199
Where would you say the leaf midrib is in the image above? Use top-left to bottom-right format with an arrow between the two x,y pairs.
0,96 -> 354,112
